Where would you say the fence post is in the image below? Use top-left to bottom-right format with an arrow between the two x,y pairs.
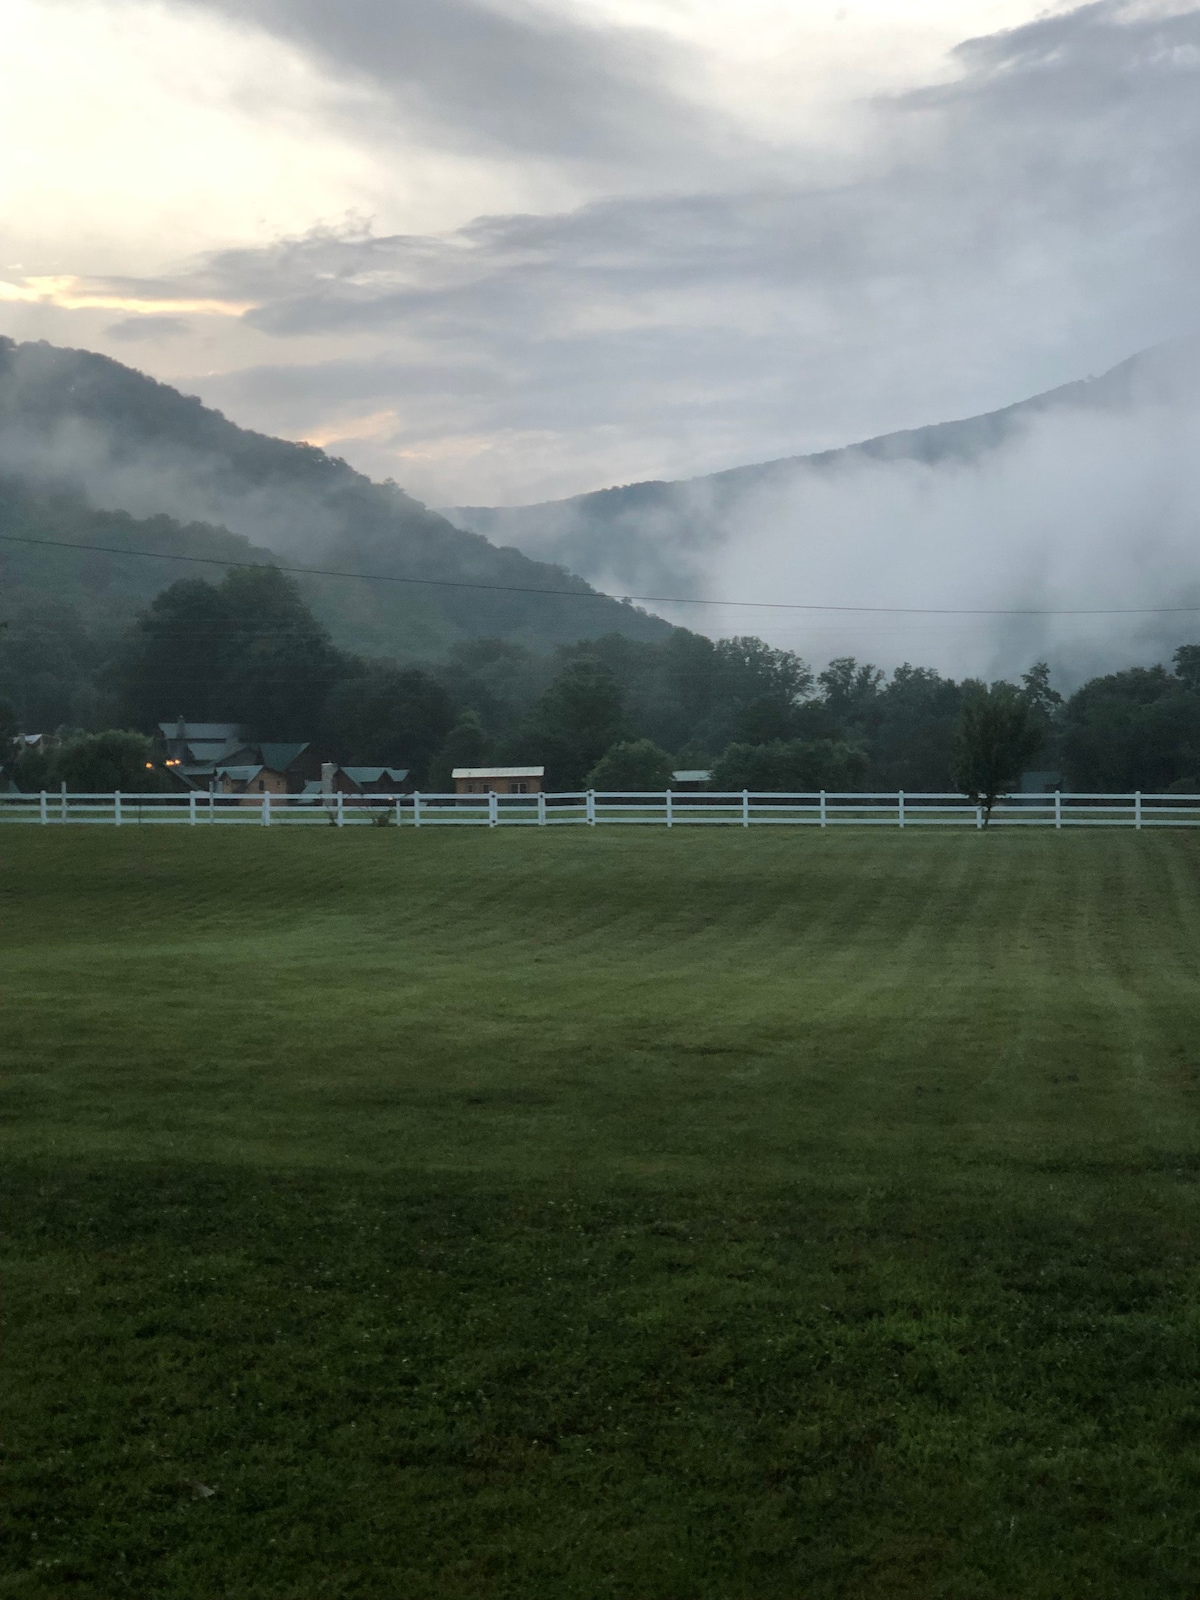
1054,791 -> 1062,831
489,790 -> 498,828
898,789 -> 905,830
336,791 -> 344,828
39,790 -> 47,825
395,795 -> 402,827
60,781 -> 68,824
820,790 -> 826,829
666,789 -> 673,828
1135,791 -> 1142,831
262,791 -> 271,827
413,792 -> 421,828
975,803 -> 982,831
189,792 -> 197,826
586,790 -> 596,827
742,790 -> 749,828
115,790 -> 122,828
209,784 -> 215,824
537,791 -> 546,827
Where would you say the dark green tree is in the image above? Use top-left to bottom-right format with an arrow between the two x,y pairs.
1173,644 -> 1200,691
428,709 -> 492,793
710,738 -> 869,792
51,729 -> 162,793
0,696 -> 17,776
1062,661 -> 1200,790
521,658 -> 625,788
586,739 -> 674,791
115,566 -> 348,736
0,604 -> 108,731
818,657 -> 885,727
871,665 -> 964,790
950,682 -> 1044,823
321,662 -> 455,776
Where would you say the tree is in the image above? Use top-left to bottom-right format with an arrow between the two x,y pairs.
115,566 -> 348,736
586,739 -> 673,791
1173,644 -> 1200,692
51,729 -> 162,793
428,710 -> 492,792
320,662 -> 455,776
818,657 -> 885,725
871,664 -> 963,790
522,658 -> 625,788
0,697 -> 17,777
1061,661 -> 1200,790
710,738 -> 869,792
950,682 -> 1044,824
1021,660 -> 1063,721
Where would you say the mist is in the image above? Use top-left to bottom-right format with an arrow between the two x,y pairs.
447,338 -> 1200,688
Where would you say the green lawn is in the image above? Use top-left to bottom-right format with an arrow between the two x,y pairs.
3,826 -> 1200,1598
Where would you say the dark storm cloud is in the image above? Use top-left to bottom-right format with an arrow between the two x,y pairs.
168,0 -> 722,169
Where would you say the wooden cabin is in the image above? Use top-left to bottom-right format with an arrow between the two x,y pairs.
452,766 -> 544,796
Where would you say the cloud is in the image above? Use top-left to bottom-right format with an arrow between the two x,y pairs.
106,314 -> 192,341
166,0 -> 731,177
9,0 -> 1200,683
102,0 -> 1189,510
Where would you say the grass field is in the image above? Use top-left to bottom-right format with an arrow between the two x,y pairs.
4,826 -> 1200,1598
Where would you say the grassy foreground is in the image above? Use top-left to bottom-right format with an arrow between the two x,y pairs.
3,825 -> 1200,1598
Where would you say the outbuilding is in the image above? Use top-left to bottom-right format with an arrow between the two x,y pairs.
453,766 -> 544,796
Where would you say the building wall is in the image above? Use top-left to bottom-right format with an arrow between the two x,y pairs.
220,769 -> 289,804
454,776 -> 542,795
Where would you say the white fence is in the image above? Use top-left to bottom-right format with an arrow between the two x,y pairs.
3,788 -> 1200,828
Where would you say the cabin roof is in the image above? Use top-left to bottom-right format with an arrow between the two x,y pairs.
452,766 -> 544,779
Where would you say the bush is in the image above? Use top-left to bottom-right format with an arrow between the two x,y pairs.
49,730 -> 162,793
586,739 -> 674,792
710,738 -> 869,792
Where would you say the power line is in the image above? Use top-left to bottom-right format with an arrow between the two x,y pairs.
2,527 -> 1200,618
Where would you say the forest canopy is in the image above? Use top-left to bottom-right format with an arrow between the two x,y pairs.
2,566 -> 1199,793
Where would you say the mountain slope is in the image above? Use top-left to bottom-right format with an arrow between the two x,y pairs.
0,338 -> 671,656
445,336 -> 1200,600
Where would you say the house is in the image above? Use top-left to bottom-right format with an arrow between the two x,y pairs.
158,720 -> 245,771
670,769 -> 711,792
157,724 -> 334,793
340,766 -> 413,797
214,764 -> 290,803
453,766 -> 544,796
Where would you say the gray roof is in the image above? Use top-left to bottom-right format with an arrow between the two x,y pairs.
216,765 -> 265,782
671,770 -> 711,783
159,721 -> 241,741
259,742 -> 310,770
184,740 -> 242,763
341,766 -> 410,783
453,766 -> 544,779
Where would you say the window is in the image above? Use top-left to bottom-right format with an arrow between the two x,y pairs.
510,781 -> 528,795
257,780 -> 265,792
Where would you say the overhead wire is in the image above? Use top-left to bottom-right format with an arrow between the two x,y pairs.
2,527 -> 1200,617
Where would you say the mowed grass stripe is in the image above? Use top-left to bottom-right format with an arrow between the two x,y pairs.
4,829 -> 1200,1597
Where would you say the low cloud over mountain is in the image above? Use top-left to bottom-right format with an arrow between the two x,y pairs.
447,338 -> 1200,686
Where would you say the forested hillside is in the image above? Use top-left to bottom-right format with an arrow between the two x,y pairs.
0,337 -> 670,663
5,550 -> 1198,796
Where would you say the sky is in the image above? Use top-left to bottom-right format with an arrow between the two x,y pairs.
2,0 -> 1200,682
4,0 -> 1198,512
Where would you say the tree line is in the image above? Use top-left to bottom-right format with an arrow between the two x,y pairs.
3,566 -> 1199,796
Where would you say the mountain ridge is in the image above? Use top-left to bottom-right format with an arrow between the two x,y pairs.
0,336 -> 672,657
444,335 -> 1200,597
